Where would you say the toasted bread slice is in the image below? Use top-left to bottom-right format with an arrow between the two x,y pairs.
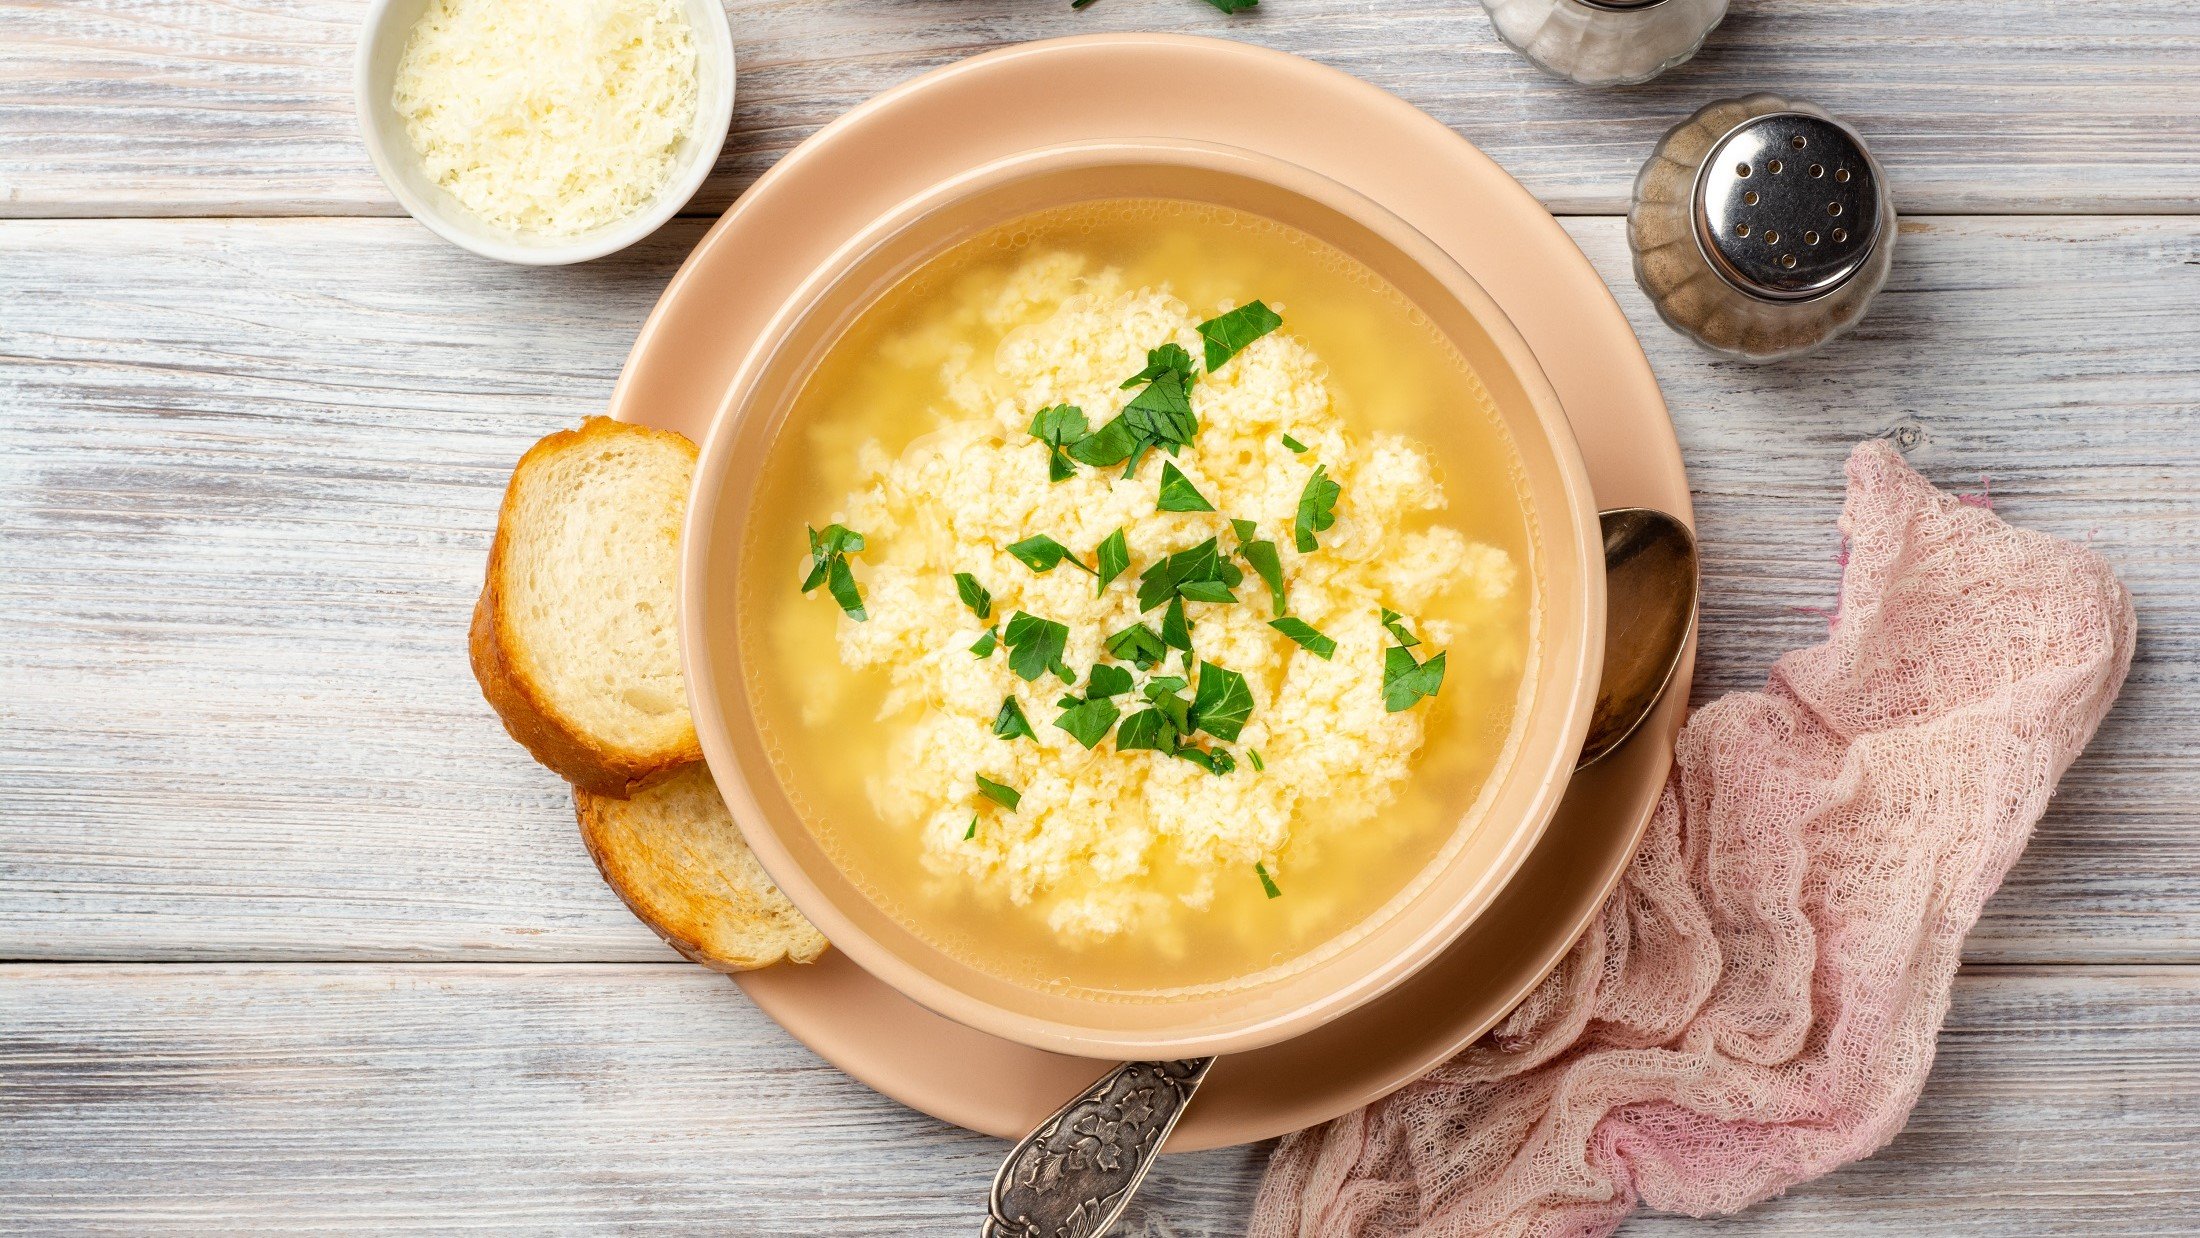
577,764 -> 828,970
472,416 -> 701,796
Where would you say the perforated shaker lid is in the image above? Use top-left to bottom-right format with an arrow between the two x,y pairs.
1692,111 -> 1882,301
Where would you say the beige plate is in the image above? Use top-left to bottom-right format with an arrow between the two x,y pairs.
609,34 -> 1693,1150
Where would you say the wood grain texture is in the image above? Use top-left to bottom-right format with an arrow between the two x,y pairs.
2,214 -> 2193,965
3,0 -> 2197,219
0,964 -> 2192,1233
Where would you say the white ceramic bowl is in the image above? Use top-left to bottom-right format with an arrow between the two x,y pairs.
353,0 -> 736,266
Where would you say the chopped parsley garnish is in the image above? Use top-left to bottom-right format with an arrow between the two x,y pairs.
1178,745 -> 1236,776
1006,534 -> 1095,576
992,695 -> 1035,741
1115,708 -> 1173,752
1196,300 -> 1282,372
1232,518 -> 1287,615
1268,617 -> 1337,659
801,523 -> 869,621
1382,645 -> 1448,713
964,817 -> 978,840
1143,677 -> 1193,735
1001,611 -> 1071,683
1053,694 -> 1122,749
1204,0 -> 1260,13
1028,404 -> 1089,483
1293,465 -> 1340,553
1281,433 -> 1309,454
1084,664 -> 1135,698
1248,749 -> 1266,772
1076,343 -> 1204,477
1137,537 -> 1242,611
1255,861 -> 1282,899
1119,370 -> 1197,475
1380,607 -> 1422,648
1156,462 -> 1215,513
970,628 -> 998,657
1119,342 -> 1194,390
1095,529 -> 1130,595
1066,415 -> 1137,468
1190,662 -> 1254,741
1105,621 -> 1166,670
955,572 -> 993,621
975,774 -> 1021,811
1161,596 -> 1193,653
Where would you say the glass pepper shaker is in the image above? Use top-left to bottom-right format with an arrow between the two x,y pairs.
1630,93 -> 1895,363
1478,0 -> 1729,87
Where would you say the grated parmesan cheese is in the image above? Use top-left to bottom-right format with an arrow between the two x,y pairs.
392,0 -> 700,237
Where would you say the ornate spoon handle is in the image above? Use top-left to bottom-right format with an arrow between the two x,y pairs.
983,1057 -> 1215,1238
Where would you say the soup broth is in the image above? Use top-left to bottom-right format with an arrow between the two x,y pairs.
740,199 -> 1536,997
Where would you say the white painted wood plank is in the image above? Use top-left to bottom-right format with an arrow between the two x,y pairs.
3,0 -> 2197,218
1,215 -> 2193,964
0,964 -> 2192,1233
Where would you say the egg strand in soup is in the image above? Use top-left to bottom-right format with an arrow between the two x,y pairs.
743,199 -> 1534,998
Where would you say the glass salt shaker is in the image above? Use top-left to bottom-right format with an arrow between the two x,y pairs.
1478,0 -> 1728,87
1629,93 -> 1895,363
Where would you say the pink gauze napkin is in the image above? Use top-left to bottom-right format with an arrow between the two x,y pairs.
1249,440 -> 2136,1238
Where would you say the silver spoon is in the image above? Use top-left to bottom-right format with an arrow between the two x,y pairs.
984,507 -> 1699,1238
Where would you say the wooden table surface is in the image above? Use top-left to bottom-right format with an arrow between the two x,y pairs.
4,2 -> 2197,1232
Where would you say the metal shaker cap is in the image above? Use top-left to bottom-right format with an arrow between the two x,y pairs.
1692,111 -> 1882,301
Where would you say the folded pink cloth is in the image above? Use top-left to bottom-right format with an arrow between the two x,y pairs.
1250,441 -> 2135,1237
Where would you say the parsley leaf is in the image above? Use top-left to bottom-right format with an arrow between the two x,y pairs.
1006,534 -> 1095,576
1268,617 -> 1337,659
1155,462 -> 1215,513
1380,607 -> 1422,648
975,774 -> 1021,811
1001,611 -> 1071,683
1066,415 -> 1137,467
1138,537 -> 1240,610
1292,465 -> 1340,553
1190,662 -> 1254,741
1177,744 -> 1236,776
1281,433 -> 1309,454
1248,749 -> 1266,772
1120,370 -> 1196,475
1382,646 -> 1448,712
1144,677 -> 1193,734
992,695 -> 1035,741
955,572 -> 992,621
1255,861 -> 1282,898
1105,621 -> 1166,670
1095,529 -> 1129,595
1197,300 -> 1282,371
1204,0 -> 1260,13
1115,709 -> 1174,752
1085,664 -> 1135,698
970,628 -> 998,657
801,523 -> 869,621
964,816 -> 978,840
1232,519 -> 1288,615
1161,596 -> 1193,653
1028,404 -> 1089,482
1053,696 -> 1122,749
1120,342 -> 1195,390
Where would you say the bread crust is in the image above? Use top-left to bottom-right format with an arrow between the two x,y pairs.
575,774 -> 828,971
469,417 -> 703,798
